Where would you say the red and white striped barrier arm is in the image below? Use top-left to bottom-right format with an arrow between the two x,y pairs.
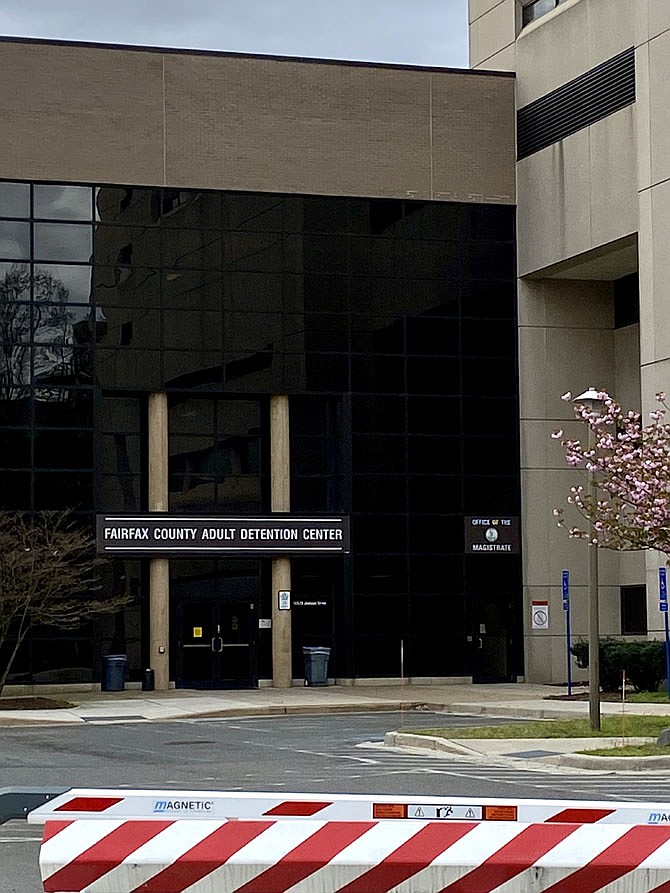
27,788 -> 670,825
39,817 -> 670,893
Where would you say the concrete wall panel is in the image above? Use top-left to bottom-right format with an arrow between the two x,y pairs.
469,1 -> 516,70
517,132 -> 590,275
585,0 -> 637,70
516,0 -> 633,107
649,0 -> 670,41
472,44 -> 516,72
645,181 -> 670,363
526,633 -> 588,685
516,0 -> 590,107
518,279 -> 613,329
588,109 -> 638,248
518,112 -> 637,276
469,0 -> 509,24
636,41 -> 652,192
648,31 -> 670,188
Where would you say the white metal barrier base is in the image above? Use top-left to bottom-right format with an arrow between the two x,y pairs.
27,787 -> 670,826
40,816 -> 670,893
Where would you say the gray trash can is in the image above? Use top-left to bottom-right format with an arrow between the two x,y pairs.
102,654 -> 127,692
303,646 -> 331,686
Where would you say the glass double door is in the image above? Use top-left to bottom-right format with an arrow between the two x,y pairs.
172,565 -> 259,689
179,600 -> 255,688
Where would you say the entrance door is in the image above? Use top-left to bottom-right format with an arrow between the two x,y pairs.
178,599 -> 256,689
472,596 -> 515,683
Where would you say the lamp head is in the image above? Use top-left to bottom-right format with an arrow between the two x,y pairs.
573,387 -> 607,416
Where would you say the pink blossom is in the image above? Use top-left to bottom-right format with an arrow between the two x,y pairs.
552,388 -> 670,557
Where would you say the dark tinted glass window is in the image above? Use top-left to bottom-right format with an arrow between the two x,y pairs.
620,585 -> 647,635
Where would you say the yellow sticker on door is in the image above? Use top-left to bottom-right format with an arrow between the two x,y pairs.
193,627 -> 203,638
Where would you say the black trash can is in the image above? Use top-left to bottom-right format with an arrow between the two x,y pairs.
102,654 -> 127,692
303,646 -> 331,686
142,668 -> 155,692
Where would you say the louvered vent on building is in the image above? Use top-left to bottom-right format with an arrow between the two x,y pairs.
517,47 -> 635,159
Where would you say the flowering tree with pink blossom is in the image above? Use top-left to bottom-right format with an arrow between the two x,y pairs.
552,390 -> 670,555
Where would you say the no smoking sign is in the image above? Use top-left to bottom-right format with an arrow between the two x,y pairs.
531,600 -> 549,630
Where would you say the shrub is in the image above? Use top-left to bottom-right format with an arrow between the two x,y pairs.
570,638 -> 666,692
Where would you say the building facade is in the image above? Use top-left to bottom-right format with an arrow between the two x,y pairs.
469,0 -> 663,682
0,38 -> 522,689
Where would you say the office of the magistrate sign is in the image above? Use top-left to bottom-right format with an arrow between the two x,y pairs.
97,515 -> 350,557
464,516 -> 519,554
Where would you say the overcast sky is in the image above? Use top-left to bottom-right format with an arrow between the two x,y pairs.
0,0 -> 470,68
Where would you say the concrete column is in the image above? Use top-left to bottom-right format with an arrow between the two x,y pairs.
148,391 -> 170,691
271,395 -> 292,688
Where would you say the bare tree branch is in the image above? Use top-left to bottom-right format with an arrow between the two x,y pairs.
0,511 -> 131,694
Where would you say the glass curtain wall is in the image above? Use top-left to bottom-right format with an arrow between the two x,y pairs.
0,182 -> 520,684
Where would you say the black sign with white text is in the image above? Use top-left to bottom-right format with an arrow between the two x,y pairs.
464,516 -> 519,554
97,515 -> 350,557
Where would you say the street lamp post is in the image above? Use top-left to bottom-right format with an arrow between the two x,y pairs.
573,387 -> 607,732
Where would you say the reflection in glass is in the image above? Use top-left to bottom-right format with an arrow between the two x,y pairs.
33,388 -> 93,427
96,346 -> 161,390
95,266 -> 161,309
101,473 -> 142,511
94,225 -> 160,268
0,221 -> 30,259
162,269 -> 223,311
34,223 -> 92,262
0,264 -> 82,400
169,399 -> 262,513
101,396 -> 141,434
0,182 -> 30,218
161,228 -> 222,270
163,350 -> 224,389
163,309 -> 222,351
0,262 -> 30,298
34,185 -> 92,220
35,264 -> 92,302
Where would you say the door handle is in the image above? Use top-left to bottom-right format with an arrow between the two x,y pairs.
211,636 -> 223,653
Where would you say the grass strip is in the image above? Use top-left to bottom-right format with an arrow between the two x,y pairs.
578,744 -> 667,757
404,715 -> 670,739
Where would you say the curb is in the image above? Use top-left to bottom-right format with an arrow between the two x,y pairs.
552,752 -> 670,771
0,700 -> 445,727
384,731 -> 670,771
425,703 -> 585,720
384,732 -> 484,758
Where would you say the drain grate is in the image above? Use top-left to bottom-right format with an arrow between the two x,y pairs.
507,749 -> 557,759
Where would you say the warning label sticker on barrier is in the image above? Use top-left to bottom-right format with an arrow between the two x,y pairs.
373,803 -> 485,821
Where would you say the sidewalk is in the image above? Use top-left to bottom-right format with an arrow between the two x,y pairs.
2,682 -> 670,770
